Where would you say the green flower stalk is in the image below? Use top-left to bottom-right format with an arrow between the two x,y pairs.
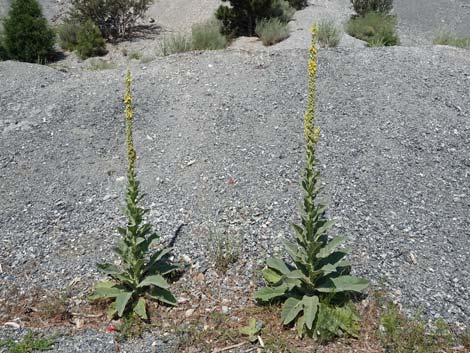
92,70 -> 178,320
254,26 -> 369,340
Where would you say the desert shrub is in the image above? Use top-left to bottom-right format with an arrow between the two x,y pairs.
91,71 -> 178,320
255,18 -> 290,45
74,20 -> 106,59
87,58 -> 115,70
317,19 -> 341,47
433,31 -> 470,49
215,0 -> 294,37
254,26 -> 368,340
191,19 -> 228,50
351,0 -> 393,16
57,22 -> 80,50
159,34 -> 192,56
346,12 -> 399,46
68,0 -> 153,40
286,0 -> 307,10
2,0 -> 55,63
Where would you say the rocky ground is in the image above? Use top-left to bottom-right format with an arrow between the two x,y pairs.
0,0 -> 469,352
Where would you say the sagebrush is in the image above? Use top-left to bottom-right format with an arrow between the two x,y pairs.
91,71 -> 178,320
351,0 -> 393,16
317,19 -> 341,48
158,34 -> 192,56
68,0 -> 153,40
433,31 -> 470,49
215,0 -> 294,37
254,26 -> 368,340
346,12 -> 399,46
255,18 -> 290,46
192,19 -> 228,50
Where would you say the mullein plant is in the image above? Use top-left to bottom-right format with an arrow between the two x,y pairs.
91,71 -> 178,320
254,26 -> 368,340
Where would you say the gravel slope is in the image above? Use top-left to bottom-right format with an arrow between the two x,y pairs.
1,46 -> 469,344
394,0 -> 470,46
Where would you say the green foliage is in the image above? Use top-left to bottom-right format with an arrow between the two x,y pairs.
254,26 -> 368,340
317,19 -> 341,48
380,303 -> 460,353
74,20 -> 106,59
346,12 -> 399,47
67,0 -> 153,40
207,223 -> 240,273
91,71 -> 178,320
215,0 -> 294,37
2,0 -> 55,63
158,34 -> 192,56
57,22 -> 81,51
255,18 -> 290,46
351,0 -> 393,16
0,331 -> 54,353
87,58 -> 115,70
433,31 -> 470,49
129,51 -> 141,60
239,318 -> 262,343
286,0 -> 307,10
191,19 -> 228,50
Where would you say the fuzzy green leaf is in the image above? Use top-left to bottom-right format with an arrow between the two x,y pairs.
266,257 -> 291,274
281,297 -> 303,325
331,275 -> 369,292
317,236 -> 346,258
90,284 -> 123,300
253,286 -> 287,302
106,302 -> 117,319
147,262 -> 179,276
138,274 -> 169,289
147,287 -> 177,306
302,295 -> 319,330
97,263 -> 122,275
317,275 -> 368,293
116,292 -> 133,317
262,268 -> 283,284
133,297 -> 147,320
297,314 -> 306,337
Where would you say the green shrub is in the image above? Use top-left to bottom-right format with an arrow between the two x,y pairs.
255,18 -> 290,46
215,0 -> 294,37
346,12 -> 399,46
433,31 -> 470,48
74,20 -> 106,59
87,58 -> 115,70
91,71 -> 178,320
351,0 -> 393,16
317,19 -> 341,47
254,26 -> 368,340
2,0 -> 55,63
68,0 -> 153,40
57,21 -> 81,51
158,34 -> 192,56
286,0 -> 307,10
191,19 -> 228,50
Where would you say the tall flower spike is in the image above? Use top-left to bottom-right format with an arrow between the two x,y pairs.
304,25 -> 320,149
124,70 -> 137,175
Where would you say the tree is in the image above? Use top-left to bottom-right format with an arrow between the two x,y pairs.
68,0 -> 154,40
2,0 -> 55,63
215,0 -> 293,37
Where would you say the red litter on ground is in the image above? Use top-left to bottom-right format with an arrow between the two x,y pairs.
106,326 -> 119,332
229,177 -> 235,185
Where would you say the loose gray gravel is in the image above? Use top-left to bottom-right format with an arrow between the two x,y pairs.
394,0 -> 470,46
1,45 -> 469,351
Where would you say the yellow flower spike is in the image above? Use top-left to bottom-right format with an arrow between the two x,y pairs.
124,69 -> 137,175
304,24 -> 319,148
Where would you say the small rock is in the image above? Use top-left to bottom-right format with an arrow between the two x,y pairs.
3,322 -> 20,329
221,306 -> 230,314
185,309 -> 195,318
